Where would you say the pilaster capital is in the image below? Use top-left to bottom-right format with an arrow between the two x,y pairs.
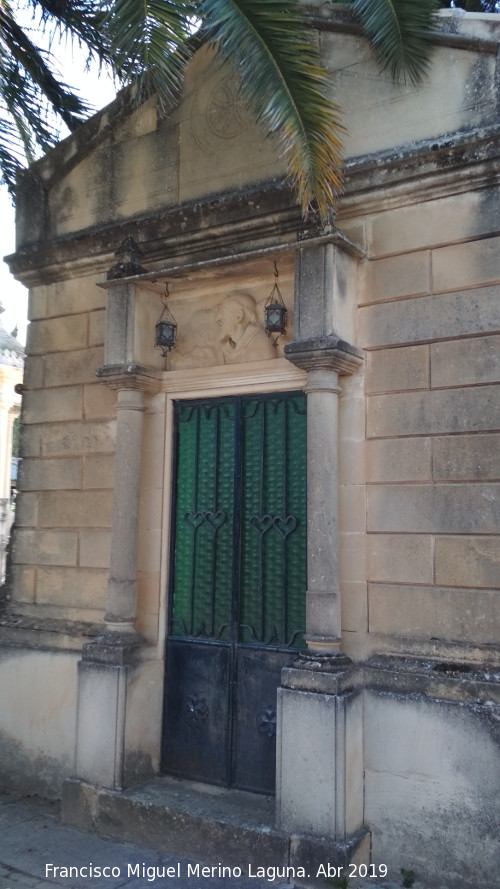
295,214 -> 365,260
284,335 -> 364,375
95,362 -> 163,394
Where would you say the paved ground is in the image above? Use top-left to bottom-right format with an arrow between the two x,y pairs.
0,792 -> 410,889
0,791 -> 287,889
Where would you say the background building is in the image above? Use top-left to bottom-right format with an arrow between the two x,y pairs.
0,306 -> 24,580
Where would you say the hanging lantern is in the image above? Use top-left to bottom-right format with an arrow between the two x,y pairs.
155,284 -> 177,356
264,262 -> 287,338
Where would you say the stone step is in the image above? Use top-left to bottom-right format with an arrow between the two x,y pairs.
62,776 -> 369,885
63,776 -> 289,868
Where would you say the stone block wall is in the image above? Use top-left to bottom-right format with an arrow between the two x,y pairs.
355,185 -> 500,657
11,274 -> 115,622
1,7 -> 498,863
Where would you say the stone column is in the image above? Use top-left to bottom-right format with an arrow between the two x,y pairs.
306,365 -> 341,651
289,347 -> 362,654
104,386 -> 145,632
276,241 -> 367,854
285,240 -> 363,657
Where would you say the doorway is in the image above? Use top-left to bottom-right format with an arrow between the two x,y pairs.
161,391 -> 306,793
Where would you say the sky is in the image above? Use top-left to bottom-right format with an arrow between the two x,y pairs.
0,190 -> 27,341
0,14 -> 118,344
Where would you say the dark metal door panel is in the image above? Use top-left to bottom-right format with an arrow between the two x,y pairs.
162,639 -> 231,785
233,647 -> 296,794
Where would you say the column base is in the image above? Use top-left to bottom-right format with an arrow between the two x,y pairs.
104,618 -> 139,633
295,648 -> 353,673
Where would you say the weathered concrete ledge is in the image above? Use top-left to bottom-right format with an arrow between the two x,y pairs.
0,614 -> 102,652
282,653 -> 500,706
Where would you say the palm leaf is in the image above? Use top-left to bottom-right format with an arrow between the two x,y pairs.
26,0 -> 112,62
351,0 -> 439,84
199,0 -> 344,218
1,3 -> 91,129
0,1 -> 94,190
101,0 -> 198,107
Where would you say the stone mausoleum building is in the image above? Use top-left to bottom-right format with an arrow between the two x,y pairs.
1,6 -> 499,888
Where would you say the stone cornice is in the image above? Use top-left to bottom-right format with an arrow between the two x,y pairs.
98,220 -> 364,290
303,4 -> 500,54
6,183 -> 300,286
5,128 -> 500,287
341,125 -> 500,219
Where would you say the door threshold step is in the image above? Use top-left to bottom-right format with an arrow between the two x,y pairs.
63,776 -> 370,883
63,775 -> 288,868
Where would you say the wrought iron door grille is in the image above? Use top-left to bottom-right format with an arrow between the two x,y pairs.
169,393 -> 306,648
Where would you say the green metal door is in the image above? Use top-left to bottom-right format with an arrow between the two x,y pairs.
161,392 -> 306,793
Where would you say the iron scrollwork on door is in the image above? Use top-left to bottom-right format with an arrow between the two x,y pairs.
249,514 -> 298,537
258,708 -> 277,738
184,509 -> 226,532
185,694 -> 209,723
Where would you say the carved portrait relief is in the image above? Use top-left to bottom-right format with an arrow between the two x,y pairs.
215,292 -> 276,364
169,291 -> 279,370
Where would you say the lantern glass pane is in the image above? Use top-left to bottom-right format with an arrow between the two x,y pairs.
156,321 -> 176,346
266,305 -> 285,332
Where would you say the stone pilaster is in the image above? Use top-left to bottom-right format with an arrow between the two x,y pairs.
104,386 -> 145,632
285,337 -> 362,654
277,241 -> 366,848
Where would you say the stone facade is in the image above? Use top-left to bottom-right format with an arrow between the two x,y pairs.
1,7 -> 499,889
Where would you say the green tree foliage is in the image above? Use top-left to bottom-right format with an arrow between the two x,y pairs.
1,0 -> 444,217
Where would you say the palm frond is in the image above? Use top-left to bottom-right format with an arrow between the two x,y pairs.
351,0 -> 439,85
200,0 -> 344,218
26,0 -> 112,62
1,3 -> 91,129
101,0 -> 198,108
0,2 -> 94,191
